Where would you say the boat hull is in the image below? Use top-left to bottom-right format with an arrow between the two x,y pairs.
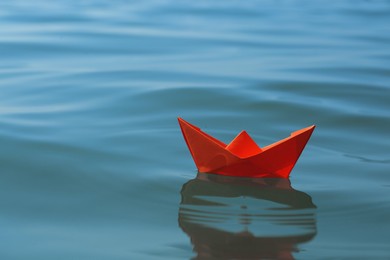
178,118 -> 315,178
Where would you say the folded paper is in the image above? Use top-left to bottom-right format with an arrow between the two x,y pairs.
178,117 -> 315,178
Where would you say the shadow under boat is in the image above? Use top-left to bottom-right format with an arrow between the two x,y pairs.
178,173 -> 317,260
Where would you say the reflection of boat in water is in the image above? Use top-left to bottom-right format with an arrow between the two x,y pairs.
178,173 -> 317,259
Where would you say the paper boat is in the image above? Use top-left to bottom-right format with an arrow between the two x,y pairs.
178,117 -> 315,178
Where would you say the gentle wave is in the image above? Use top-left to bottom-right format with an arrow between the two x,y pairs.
0,0 -> 389,259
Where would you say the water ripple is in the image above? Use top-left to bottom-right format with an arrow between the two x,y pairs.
0,0 -> 389,258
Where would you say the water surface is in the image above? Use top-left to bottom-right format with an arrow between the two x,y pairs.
0,1 -> 389,259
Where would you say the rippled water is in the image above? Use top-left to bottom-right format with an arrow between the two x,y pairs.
1,1 -> 389,259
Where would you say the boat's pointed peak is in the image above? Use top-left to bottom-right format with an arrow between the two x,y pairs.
178,117 -> 227,148
291,124 -> 316,136
226,130 -> 262,158
178,117 -> 200,131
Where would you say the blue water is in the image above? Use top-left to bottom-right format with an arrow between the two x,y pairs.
1,1 -> 389,259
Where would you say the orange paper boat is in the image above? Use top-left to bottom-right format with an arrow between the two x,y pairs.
178,118 -> 315,178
